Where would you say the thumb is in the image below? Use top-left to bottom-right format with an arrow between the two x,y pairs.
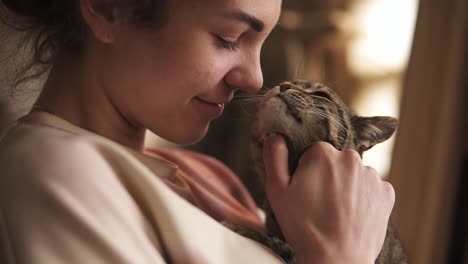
263,135 -> 290,198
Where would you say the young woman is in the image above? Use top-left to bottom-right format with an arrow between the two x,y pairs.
0,0 -> 395,263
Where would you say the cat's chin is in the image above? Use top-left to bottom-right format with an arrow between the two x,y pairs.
259,131 -> 282,141
258,131 -> 290,145
257,131 -> 302,171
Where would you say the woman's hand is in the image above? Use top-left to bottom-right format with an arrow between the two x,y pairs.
263,136 -> 395,264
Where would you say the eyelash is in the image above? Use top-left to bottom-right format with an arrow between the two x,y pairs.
217,36 -> 240,51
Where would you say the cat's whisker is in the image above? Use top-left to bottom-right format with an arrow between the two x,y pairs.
229,98 -> 263,105
233,94 -> 264,97
304,109 -> 351,133
261,84 -> 274,92
237,104 -> 257,117
305,107 -> 348,123
231,96 -> 264,102
309,95 -> 334,104
233,93 -> 265,99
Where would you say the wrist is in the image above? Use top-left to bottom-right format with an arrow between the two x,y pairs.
296,251 -> 374,264
293,241 -> 375,264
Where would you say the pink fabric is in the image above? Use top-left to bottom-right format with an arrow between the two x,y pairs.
145,148 -> 265,232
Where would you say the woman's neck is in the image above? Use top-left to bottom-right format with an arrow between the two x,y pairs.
34,55 -> 147,151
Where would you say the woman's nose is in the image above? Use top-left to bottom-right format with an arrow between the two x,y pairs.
224,54 -> 263,92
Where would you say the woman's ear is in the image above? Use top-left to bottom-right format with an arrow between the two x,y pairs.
80,0 -> 121,44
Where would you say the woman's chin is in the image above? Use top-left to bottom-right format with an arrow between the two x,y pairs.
175,134 -> 206,146
152,125 -> 209,146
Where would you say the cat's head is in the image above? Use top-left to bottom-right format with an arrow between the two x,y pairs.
251,80 -> 398,169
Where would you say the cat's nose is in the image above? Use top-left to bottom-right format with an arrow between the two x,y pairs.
279,84 -> 291,93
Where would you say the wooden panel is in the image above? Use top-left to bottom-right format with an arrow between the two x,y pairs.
387,0 -> 468,262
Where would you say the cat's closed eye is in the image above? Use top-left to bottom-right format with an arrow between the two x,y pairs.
310,91 -> 332,101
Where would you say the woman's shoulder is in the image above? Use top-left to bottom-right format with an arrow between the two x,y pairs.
0,122 -> 117,190
0,123 -> 170,263
1,121 -> 102,162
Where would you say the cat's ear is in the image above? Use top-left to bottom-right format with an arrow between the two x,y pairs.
351,116 -> 398,153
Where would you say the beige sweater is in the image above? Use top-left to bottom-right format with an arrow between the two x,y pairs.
0,111 -> 283,264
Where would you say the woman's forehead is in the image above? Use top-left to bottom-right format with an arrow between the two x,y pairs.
180,0 -> 282,28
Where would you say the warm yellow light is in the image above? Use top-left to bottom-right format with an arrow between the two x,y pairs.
347,0 -> 418,177
349,0 -> 418,75
280,10 -> 303,31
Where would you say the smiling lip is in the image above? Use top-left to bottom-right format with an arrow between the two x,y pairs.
195,97 -> 226,118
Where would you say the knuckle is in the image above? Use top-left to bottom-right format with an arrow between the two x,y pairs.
342,148 -> 362,167
299,142 -> 336,165
343,148 -> 361,161
263,135 -> 285,155
318,141 -> 336,153
267,138 -> 285,153
383,181 -> 396,204
365,165 -> 378,176
307,141 -> 335,156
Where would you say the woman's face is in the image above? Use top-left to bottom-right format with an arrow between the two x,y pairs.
101,0 -> 281,145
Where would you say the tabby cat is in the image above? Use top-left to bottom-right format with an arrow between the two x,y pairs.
225,80 -> 408,264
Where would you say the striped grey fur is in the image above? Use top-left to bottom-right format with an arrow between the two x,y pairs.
227,80 -> 407,264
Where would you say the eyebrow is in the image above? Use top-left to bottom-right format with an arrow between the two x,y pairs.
225,11 -> 265,32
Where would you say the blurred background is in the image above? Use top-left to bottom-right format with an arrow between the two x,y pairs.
1,0 -> 467,263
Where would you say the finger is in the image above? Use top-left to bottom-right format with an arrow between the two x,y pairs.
382,181 -> 396,212
364,166 -> 395,217
294,142 -> 335,178
263,135 -> 290,194
297,141 -> 336,166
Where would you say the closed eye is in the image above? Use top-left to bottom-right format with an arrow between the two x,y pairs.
216,36 -> 240,51
311,91 -> 332,101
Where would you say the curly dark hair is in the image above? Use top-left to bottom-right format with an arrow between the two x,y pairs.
0,0 -> 168,87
